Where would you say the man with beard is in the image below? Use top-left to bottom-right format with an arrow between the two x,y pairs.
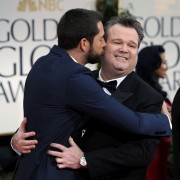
12,9 -> 171,180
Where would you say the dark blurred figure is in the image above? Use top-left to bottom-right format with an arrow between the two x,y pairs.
136,45 -> 172,180
0,136 -> 18,177
172,88 -> 180,180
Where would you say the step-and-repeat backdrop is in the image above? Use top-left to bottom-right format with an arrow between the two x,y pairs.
0,0 -> 180,134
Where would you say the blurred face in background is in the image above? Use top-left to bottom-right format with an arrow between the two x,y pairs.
154,52 -> 168,78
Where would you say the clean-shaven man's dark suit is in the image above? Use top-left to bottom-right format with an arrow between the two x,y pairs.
79,71 -> 165,180
13,45 -> 171,180
172,88 -> 180,180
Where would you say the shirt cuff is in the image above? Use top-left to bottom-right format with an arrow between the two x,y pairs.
165,114 -> 172,129
10,137 -> 21,156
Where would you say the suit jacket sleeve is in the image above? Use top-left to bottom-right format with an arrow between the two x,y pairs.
68,66 -> 171,136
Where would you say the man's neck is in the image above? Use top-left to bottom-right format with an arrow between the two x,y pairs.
98,69 -> 127,88
100,69 -> 125,81
67,49 -> 86,65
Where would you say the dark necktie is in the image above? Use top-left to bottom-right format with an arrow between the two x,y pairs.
96,79 -> 117,94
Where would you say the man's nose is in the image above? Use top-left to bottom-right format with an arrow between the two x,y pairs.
119,44 -> 128,52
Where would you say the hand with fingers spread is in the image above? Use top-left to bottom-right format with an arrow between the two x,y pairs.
48,137 -> 84,169
12,117 -> 38,154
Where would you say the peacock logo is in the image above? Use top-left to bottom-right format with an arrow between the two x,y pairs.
17,0 -> 63,12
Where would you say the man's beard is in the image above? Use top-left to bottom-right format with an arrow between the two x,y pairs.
87,47 -> 104,64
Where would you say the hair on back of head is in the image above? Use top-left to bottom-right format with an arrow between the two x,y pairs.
57,8 -> 103,50
104,15 -> 144,47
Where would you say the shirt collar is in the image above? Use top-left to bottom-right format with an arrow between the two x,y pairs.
98,69 -> 126,88
70,55 -> 78,63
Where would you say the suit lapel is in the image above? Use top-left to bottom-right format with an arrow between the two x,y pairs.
112,72 -> 136,103
112,91 -> 133,103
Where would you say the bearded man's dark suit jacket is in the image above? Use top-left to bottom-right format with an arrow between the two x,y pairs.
172,88 -> 180,180
79,71 -> 165,180
13,45 -> 171,180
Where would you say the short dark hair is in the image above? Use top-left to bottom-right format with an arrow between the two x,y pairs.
136,45 -> 166,97
136,45 -> 165,77
104,16 -> 144,47
57,8 -> 103,50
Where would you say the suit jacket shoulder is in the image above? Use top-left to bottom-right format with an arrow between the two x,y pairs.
113,71 -> 164,113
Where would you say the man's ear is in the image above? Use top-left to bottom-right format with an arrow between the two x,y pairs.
79,38 -> 90,52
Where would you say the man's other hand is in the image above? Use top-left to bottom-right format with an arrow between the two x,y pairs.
48,137 -> 83,169
12,117 -> 38,154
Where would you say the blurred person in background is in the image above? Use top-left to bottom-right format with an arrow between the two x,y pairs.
136,45 -> 172,180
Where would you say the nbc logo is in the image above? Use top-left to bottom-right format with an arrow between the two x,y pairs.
17,0 -> 63,12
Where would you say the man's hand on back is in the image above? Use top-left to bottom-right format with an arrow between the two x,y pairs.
12,118 -> 38,154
